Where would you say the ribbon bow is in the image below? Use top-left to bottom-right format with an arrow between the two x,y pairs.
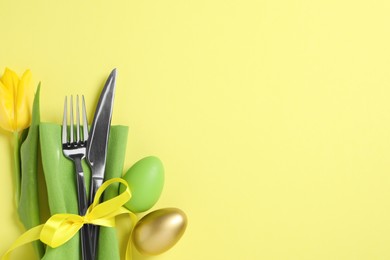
2,178 -> 137,260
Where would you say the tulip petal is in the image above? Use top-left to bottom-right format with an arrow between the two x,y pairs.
16,70 -> 32,131
0,80 -> 15,131
1,67 -> 19,92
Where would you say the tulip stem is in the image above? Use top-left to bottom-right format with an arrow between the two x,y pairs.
12,131 -> 21,207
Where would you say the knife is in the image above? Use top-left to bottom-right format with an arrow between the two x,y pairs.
86,68 -> 117,259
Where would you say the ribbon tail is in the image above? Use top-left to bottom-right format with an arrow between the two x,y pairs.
125,211 -> 138,260
2,224 -> 44,260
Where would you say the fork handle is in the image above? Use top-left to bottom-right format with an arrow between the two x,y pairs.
74,158 -> 88,214
73,158 -> 92,260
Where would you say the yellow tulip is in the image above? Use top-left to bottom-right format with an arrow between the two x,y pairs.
0,68 -> 33,132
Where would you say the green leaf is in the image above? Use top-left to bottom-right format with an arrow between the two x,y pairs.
18,84 -> 45,259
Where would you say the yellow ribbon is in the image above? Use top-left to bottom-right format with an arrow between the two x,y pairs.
2,178 -> 138,260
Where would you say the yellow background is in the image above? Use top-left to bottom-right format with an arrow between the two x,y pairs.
1,0 -> 390,259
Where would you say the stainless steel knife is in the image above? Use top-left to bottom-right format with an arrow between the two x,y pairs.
86,68 -> 117,259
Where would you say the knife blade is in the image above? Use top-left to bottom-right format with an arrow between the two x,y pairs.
86,68 -> 117,259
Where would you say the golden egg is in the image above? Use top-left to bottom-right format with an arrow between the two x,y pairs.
132,208 -> 187,255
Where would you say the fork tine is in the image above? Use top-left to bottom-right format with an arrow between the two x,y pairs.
76,95 -> 80,142
70,95 -> 74,143
82,95 -> 88,141
62,96 -> 68,144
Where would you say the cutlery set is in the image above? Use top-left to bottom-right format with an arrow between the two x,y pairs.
62,69 -> 117,260
0,67 -> 188,260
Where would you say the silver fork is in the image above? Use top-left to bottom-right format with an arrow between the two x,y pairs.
62,95 -> 92,260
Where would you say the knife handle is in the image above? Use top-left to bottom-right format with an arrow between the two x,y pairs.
89,177 -> 104,205
89,177 -> 104,259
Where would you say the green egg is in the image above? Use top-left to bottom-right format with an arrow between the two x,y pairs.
120,156 -> 164,213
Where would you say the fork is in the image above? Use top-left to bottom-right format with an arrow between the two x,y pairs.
62,95 -> 92,260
